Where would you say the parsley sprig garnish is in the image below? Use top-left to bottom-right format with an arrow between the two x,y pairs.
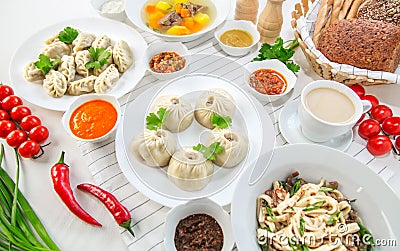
210,113 -> 232,129
193,142 -> 223,161
146,108 -> 168,131
58,26 -> 78,43
34,54 -> 61,75
85,47 -> 111,70
252,37 -> 300,74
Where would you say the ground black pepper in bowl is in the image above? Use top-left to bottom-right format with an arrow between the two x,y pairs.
174,213 -> 224,251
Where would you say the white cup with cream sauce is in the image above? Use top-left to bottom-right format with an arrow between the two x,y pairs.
298,80 -> 371,142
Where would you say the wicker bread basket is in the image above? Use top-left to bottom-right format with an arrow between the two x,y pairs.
291,0 -> 398,86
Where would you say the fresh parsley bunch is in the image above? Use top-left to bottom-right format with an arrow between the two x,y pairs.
85,47 -> 112,70
193,142 -> 224,161
253,37 -> 300,74
146,108 -> 168,131
34,54 -> 61,75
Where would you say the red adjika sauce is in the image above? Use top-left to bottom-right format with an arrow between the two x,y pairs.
248,68 -> 287,95
149,52 -> 186,73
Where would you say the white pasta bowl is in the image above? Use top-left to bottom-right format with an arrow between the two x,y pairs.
61,94 -> 121,143
231,143 -> 400,250
164,198 -> 235,251
214,20 -> 260,57
243,59 -> 297,102
144,41 -> 191,80
125,0 -> 231,42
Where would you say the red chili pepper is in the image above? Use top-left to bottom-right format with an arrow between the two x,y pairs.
51,151 -> 101,227
264,189 -> 273,196
77,183 -> 135,237
274,188 -> 286,201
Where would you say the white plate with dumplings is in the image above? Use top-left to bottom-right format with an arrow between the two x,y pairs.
10,17 -> 147,111
121,73 -> 276,206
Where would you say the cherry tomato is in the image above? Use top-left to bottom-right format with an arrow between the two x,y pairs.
0,120 -> 17,138
2,95 -> 23,111
29,125 -> 49,143
361,95 -> 379,112
358,119 -> 381,139
356,113 -> 366,125
371,105 -> 393,124
366,135 -> 392,157
0,85 -> 14,101
20,115 -> 42,131
395,137 -> 400,151
6,130 -> 27,148
349,84 -> 365,98
382,117 -> 400,136
0,110 -> 10,120
18,140 -> 40,158
10,105 -> 31,122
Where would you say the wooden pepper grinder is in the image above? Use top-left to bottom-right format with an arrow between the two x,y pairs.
234,0 -> 259,24
257,0 -> 284,44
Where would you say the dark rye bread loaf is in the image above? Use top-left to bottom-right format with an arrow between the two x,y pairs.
357,0 -> 400,27
317,19 -> 400,72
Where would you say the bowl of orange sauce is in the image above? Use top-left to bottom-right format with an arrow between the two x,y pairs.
62,94 -> 121,143
243,59 -> 297,102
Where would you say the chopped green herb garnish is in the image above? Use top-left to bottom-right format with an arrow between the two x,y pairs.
85,47 -> 111,70
327,211 -> 342,225
280,181 -> 287,190
58,26 -> 78,43
193,142 -> 223,161
261,243 -> 269,251
318,186 -> 336,193
303,200 -> 326,212
290,179 -> 301,197
299,217 -> 305,236
146,108 -> 168,130
34,54 -> 61,75
252,37 -> 300,74
210,113 -> 232,129
263,226 -> 271,232
265,206 -> 277,220
357,222 -> 375,247
349,199 -> 357,203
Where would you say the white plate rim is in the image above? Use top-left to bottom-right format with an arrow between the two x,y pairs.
9,17 -> 147,111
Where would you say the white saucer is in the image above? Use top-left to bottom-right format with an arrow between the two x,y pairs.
278,99 -> 353,151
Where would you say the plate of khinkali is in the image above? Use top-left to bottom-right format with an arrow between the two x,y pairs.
10,17 -> 147,111
120,72 -> 276,206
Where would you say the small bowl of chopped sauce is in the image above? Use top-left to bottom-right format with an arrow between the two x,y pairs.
243,59 -> 297,102
214,20 -> 260,57
144,41 -> 191,80
62,94 -> 121,143
164,198 -> 234,251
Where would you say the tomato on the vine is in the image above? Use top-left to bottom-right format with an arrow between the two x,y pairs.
371,105 -> 393,124
2,95 -> 23,111
395,137 -> 400,151
0,110 -> 10,120
0,120 -> 16,138
10,105 -> 31,122
6,130 -> 27,148
358,119 -> 381,139
382,117 -> 400,136
361,95 -> 379,112
366,135 -> 392,157
349,84 -> 365,98
29,125 -> 49,143
0,85 -> 14,101
20,115 -> 41,131
18,140 -> 40,158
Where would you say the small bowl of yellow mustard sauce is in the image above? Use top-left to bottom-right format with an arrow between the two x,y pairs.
214,20 -> 260,57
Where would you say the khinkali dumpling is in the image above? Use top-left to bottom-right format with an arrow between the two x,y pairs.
167,147 -> 214,191
194,88 -> 236,129
72,31 -> 96,55
42,41 -> 71,59
150,95 -> 193,132
24,62 -> 44,82
206,128 -> 249,168
131,129 -> 177,167
92,34 -> 112,49
93,46 -> 113,76
58,55 -> 76,82
113,40 -> 134,73
43,70 -> 67,98
67,76 -> 97,95
75,50 -> 92,77
94,64 -> 119,93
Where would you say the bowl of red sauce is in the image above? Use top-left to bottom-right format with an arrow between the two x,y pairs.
243,59 -> 297,102
144,41 -> 191,80
62,94 -> 121,143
